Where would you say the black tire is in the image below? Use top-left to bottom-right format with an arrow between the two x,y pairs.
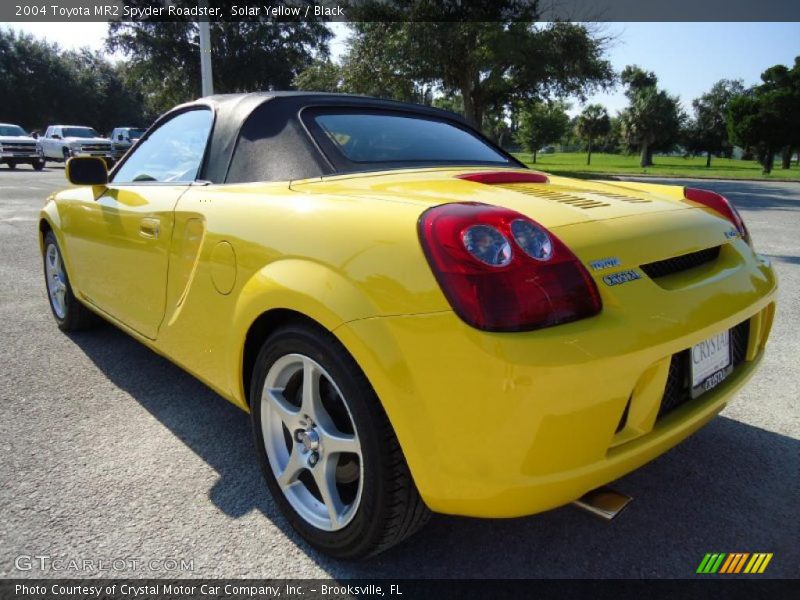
33,159 -> 45,171
250,323 -> 429,559
7,160 -> 16,170
42,231 -> 98,331
62,147 -> 70,162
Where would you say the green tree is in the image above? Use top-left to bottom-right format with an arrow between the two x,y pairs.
575,104 -> 611,165
483,105 -> 515,147
728,92 -> 786,174
431,94 -> 465,115
338,23 -> 432,104
619,65 -> 684,167
107,4 -> 331,116
597,116 -> 622,153
684,79 -> 745,167
0,28 -> 145,132
293,59 -> 345,93
757,57 -> 800,168
558,115 -> 581,152
514,102 -> 569,163
341,6 -> 613,130
619,65 -> 657,92
727,57 -> 800,173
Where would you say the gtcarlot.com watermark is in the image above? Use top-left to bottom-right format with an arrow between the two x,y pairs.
14,554 -> 194,573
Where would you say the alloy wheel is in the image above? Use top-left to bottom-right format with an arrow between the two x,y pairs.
45,243 -> 67,319
260,353 -> 363,531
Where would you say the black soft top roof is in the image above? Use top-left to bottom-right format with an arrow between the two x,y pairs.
151,92 -> 520,184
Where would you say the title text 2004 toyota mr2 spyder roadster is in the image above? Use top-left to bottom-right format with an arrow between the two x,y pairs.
40,93 -> 777,558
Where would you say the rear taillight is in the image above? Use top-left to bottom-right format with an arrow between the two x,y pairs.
418,203 -> 602,332
684,187 -> 750,245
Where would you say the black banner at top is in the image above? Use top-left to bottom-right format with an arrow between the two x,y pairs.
3,0 -> 800,23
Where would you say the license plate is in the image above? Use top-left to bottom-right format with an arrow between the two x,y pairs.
690,330 -> 732,398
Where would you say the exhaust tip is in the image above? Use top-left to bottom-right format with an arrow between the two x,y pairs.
572,486 -> 632,520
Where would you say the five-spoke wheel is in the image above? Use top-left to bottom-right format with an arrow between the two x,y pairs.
261,354 -> 363,531
45,242 -> 67,320
250,324 -> 429,559
42,231 -> 96,331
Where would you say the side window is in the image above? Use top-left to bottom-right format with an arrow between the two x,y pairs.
112,109 -> 213,184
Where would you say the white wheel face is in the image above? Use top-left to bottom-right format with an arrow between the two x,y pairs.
261,354 -> 364,531
45,243 -> 67,319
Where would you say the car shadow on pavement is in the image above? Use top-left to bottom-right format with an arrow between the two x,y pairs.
767,254 -> 800,266
67,325 -> 799,578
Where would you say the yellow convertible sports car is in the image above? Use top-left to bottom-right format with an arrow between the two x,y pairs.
40,92 -> 777,558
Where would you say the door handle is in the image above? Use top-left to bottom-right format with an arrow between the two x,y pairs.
139,218 -> 160,239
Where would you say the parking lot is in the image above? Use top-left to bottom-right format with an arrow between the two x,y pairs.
0,167 -> 797,578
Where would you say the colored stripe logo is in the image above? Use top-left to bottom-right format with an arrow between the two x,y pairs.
697,553 -> 773,574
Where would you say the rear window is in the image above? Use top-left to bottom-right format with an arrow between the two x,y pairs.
307,110 -> 512,169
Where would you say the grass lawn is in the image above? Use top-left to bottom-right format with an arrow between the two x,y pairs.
513,152 -> 800,181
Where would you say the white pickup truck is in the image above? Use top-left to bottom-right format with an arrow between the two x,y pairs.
110,126 -> 147,160
40,125 -> 114,166
0,123 -> 45,170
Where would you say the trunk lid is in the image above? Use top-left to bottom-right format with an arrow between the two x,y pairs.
290,167 -> 692,228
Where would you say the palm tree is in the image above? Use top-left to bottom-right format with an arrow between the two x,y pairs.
618,66 -> 684,167
575,104 -> 610,165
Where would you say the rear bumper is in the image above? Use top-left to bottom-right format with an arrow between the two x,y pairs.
334,249 -> 777,517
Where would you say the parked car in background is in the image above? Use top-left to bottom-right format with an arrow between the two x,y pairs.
0,123 -> 45,170
110,127 -> 146,160
40,126 -> 114,166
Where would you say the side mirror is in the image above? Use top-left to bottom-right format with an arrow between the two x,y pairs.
52,134 -> 61,140
66,157 -> 108,186
117,134 -> 124,141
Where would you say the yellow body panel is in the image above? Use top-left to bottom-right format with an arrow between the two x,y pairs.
40,167 -> 778,517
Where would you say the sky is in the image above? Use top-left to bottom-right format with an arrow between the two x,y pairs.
579,22 -> 800,116
7,21 -> 800,117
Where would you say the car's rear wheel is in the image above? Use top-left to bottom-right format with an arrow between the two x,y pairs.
62,147 -> 70,162
250,324 -> 429,559
43,231 -> 97,331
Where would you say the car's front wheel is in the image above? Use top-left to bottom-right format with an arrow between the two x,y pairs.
42,231 -> 97,331
33,158 -> 45,171
250,324 -> 429,559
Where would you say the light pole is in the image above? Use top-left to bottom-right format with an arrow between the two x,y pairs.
164,0 -> 213,97
198,0 -> 214,96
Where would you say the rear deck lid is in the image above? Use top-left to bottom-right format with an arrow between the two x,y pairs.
290,167 -> 692,228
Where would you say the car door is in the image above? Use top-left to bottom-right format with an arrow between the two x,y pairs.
63,108 -> 214,339
42,127 -> 58,158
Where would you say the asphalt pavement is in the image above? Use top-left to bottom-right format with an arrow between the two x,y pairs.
0,166 -> 797,579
